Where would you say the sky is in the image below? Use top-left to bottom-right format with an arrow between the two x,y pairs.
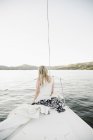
0,0 -> 93,66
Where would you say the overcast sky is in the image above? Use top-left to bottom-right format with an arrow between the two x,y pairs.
0,0 -> 93,66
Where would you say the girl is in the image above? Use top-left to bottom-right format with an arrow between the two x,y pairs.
32,66 -> 65,113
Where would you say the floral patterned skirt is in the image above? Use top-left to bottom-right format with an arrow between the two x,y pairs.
32,97 -> 65,113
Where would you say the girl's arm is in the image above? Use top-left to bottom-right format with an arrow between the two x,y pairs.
33,78 -> 40,103
51,77 -> 54,96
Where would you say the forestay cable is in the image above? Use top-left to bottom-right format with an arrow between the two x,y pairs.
47,0 -> 51,69
46,0 -> 65,105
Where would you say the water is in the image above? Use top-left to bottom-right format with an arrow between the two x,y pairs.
0,70 -> 93,128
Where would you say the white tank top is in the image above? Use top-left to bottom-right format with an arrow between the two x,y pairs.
35,78 -> 53,102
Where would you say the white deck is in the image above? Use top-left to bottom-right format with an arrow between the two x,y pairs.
6,106 -> 93,140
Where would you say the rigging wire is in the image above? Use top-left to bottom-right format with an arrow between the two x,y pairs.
47,0 -> 51,69
60,78 -> 66,107
47,0 -> 66,106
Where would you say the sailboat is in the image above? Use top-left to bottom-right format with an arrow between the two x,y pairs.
4,105 -> 93,140
0,0 -> 93,140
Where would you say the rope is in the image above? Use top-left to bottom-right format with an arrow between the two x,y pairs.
47,0 -> 51,69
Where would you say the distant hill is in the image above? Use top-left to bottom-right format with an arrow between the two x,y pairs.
0,64 -> 38,70
0,62 -> 93,70
55,62 -> 93,70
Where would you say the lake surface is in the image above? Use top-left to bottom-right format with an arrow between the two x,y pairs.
0,70 -> 93,128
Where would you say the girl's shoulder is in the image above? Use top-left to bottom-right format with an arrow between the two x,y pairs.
48,76 -> 54,83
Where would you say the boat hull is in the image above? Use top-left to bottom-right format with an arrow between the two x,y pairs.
6,106 -> 93,140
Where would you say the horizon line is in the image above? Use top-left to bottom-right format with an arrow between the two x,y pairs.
0,60 -> 93,67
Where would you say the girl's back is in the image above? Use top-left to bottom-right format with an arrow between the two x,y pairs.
35,77 -> 53,102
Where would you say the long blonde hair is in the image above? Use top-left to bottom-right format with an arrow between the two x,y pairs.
38,66 -> 51,86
